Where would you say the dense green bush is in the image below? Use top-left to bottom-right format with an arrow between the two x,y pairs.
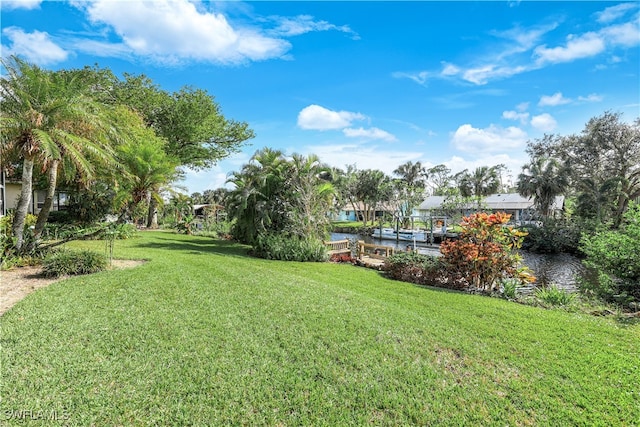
1,213 -> 46,269
253,233 -> 328,262
521,219 -> 584,254
383,252 -> 448,288
579,203 -> 640,303
193,219 -> 232,239
42,249 -> 108,278
65,183 -> 116,224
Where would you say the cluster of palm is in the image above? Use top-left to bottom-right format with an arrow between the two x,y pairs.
0,56 -> 252,253
226,148 -> 334,245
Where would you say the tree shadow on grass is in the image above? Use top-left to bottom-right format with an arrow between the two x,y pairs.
133,235 -> 252,258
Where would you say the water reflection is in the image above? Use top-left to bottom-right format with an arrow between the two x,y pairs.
330,232 -> 585,292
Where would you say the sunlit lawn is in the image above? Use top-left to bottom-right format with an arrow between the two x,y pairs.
1,231 -> 638,425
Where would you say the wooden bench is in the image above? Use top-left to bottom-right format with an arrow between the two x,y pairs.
323,239 -> 351,256
356,240 -> 395,260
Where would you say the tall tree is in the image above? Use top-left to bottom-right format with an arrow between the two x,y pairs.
226,149 -> 333,244
517,156 -> 569,218
286,154 -> 334,238
0,56 -> 114,250
393,161 -> 427,226
528,112 -> 640,227
114,126 -> 178,224
456,165 -> 501,210
110,75 -> 255,170
202,188 -> 229,205
426,164 -> 455,196
356,169 -> 392,226
226,148 -> 287,244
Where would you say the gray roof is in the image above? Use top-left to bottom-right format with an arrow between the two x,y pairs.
418,194 -> 564,211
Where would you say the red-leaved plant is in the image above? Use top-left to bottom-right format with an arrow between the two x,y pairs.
440,212 -> 535,291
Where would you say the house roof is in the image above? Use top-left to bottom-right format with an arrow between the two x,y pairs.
418,194 -> 564,211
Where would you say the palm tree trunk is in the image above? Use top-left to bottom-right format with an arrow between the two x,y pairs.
11,156 -> 35,251
30,159 -> 59,249
147,194 -> 159,229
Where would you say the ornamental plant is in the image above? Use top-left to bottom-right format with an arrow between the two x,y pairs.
440,212 -> 535,292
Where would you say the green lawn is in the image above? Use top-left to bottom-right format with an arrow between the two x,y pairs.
1,231 -> 638,425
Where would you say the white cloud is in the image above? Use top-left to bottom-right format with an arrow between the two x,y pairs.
445,154 -> 526,178
530,113 -> 557,132
492,22 -> 561,58
502,110 -> 530,125
342,127 -> 397,142
516,102 -> 529,112
297,105 -> 366,131
392,71 -> 429,86
300,143 -> 422,176
601,21 -> 640,47
77,0 -> 290,65
395,11 -> 638,88
72,39 -> 132,59
0,0 -> 41,10
595,3 -> 638,24
577,93 -> 603,103
538,92 -> 572,107
461,64 -> 528,85
534,32 -> 606,64
269,15 -> 358,39
440,62 -> 460,76
1,27 -> 69,65
451,124 -> 528,153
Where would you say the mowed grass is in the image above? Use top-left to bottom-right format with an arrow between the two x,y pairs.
1,232 -> 638,425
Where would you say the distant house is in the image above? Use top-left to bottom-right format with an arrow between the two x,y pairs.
1,177 -> 69,216
332,202 -> 396,222
193,204 -> 226,221
417,193 -> 564,224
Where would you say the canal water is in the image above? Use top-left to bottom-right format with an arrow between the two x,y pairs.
331,232 -> 585,292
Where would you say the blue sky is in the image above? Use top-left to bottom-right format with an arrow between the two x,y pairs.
2,0 -> 639,194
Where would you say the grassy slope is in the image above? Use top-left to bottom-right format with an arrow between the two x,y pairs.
1,232 -> 638,426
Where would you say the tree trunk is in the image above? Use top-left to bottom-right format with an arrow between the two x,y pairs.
147,194 -> 159,229
11,156 -> 35,251
29,160 -> 59,250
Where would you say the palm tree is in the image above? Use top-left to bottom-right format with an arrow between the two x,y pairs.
115,136 -> 178,225
287,153 -> 334,239
226,148 -> 287,244
393,161 -> 427,226
0,56 -> 115,250
456,166 -> 501,210
226,149 -> 335,243
517,156 -> 569,219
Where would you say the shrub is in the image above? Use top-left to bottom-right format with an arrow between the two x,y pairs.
253,233 -> 328,262
535,285 -> 576,307
501,279 -> 518,300
1,213 -> 46,269
42,249 -> 107,278
329,253 -> 355,263
579,203 -> 640,303
521,218 -> 583,255
383,252 -> 447,288
440,212 -> 535,292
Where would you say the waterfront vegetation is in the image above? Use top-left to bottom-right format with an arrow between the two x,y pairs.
1,232 -> 639,425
